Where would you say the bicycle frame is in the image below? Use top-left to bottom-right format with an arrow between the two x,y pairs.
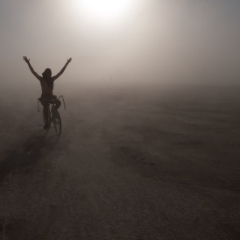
47,103 -> 61,134
37,95 -> 66,134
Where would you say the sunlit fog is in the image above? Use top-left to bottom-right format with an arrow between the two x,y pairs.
72,0 -> 137,26
0,0 -> 239,93
1,2 -> 240,238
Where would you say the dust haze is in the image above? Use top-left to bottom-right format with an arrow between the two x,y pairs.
0,1 -> 240,239
0,0 -> 240,95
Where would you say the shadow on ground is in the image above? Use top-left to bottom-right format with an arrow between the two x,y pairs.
0,130 -> 59,183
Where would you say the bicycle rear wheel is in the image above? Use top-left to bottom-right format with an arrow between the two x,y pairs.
52,108 -> 62,135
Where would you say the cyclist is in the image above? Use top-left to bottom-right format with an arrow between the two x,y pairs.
23,56 -> 72,129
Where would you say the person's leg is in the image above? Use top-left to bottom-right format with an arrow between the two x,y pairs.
41,100 -> 50,128
52,99 -> 61,110
43,105 -> 49,127
55,99 -> 61,110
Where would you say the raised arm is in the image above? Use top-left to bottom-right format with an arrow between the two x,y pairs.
23,56 -> 42,80
52,58 -> 72,81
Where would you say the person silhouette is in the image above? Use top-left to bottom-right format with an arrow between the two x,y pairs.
23,56 -> 72,129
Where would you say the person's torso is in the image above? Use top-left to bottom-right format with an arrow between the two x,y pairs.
40,78 -> 54,96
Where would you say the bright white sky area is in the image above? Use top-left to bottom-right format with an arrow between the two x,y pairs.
0,0 -> 240,93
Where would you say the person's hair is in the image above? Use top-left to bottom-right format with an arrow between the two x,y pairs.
42,68 -> 52,78
42,68 -> 54,90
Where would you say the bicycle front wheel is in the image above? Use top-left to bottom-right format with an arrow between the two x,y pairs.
53,109 -> 62,135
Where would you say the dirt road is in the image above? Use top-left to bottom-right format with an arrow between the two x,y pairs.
0,84 -> 239,239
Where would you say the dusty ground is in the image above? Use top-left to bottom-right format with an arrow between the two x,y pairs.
0,83 -> 240,240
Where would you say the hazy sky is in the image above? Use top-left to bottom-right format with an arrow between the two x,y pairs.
0,0 -> 239,90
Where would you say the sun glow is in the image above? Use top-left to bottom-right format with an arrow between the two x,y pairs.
73,0 -> 136,26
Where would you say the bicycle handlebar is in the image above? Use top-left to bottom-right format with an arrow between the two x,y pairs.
58,95 -> 66,109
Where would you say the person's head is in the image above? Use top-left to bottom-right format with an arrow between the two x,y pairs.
42,68 -> 52,79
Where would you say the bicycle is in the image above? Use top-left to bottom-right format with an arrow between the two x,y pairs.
38,95 -> 66,135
